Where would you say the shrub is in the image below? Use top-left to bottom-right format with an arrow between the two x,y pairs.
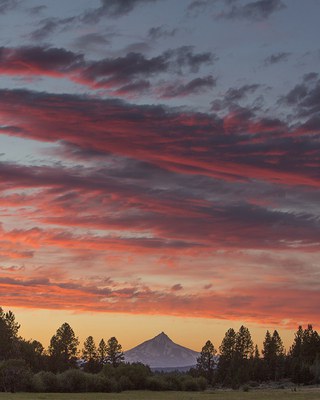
34,371 -> 58,392
30,373 -> 45,392
115,363 -> 151,389
99,376 -> 120,392
163,373 -> 182,391
0,359 -> 31,392
84,373 -> 107,392
100,363 -> 116,379
146,376 -> 168,391
195,376 -> 207,391
183,378 -> 198,391
58,369 -> 87,392
118,375 -> 134,391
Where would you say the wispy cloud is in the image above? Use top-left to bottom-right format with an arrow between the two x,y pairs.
82,0 -> 161,22
216,0 -> 286,21
0,0 -> 319,339
264,52 -> 291,66
1,272 -> 318,327
0,45 -> 214,96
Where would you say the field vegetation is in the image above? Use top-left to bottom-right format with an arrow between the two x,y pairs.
0,388 -> 320,400
0,307 -> 319,394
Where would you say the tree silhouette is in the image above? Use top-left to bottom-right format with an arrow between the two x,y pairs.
262,329 -> 285,380
48,322 -> 79,372
217,326 -> 253,386
82,336 -> 99,373
0,308 -> 20,360
0,359 -> 30,393
234,325 -> 254,384
196,340 -> 216,382
235,325 -> 254,360
289,325 -> 320,384
217,328 -> 236,385
97,338 -> 108,366
17,339 -> 45,372
106,337 -> 124,367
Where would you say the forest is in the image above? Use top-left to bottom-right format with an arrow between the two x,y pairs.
0,306 -> 319,393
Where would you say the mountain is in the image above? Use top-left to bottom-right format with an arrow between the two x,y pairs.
124,332 -> 199,369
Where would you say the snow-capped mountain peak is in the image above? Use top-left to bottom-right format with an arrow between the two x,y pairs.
124,332 -> 199,369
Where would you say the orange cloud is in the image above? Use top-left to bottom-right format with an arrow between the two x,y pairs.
0,274 -> 318,329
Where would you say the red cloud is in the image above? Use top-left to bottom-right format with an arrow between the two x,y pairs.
0,275 -> 318,329
0,89 -> 318,189
0,46 -> 213,94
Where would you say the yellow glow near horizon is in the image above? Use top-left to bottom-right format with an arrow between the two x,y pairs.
12,307 -> 296,353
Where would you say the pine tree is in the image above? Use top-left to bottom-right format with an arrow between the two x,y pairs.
217,328 -> 237,385
290,325 -> 306,383
290,325 -> 320,384
272,330 -> 284,357
234,325 -> 254,383
3,310 -> 20,339
82,336 -> 97,362
82,336 -> 98,372
0,307 -> 20,360
16,339 -> 45,372
262,329 -> 285,380
262,330 -> 272,360
48,322 -> 79,372
235,325 -> 254,359
254,344 -> 260,359
251,344 -> 263,382
302,325 -> 320,365
219,328 -> 236,361
290,325 -> 303,359
97,338 -> 108,365
106,336 -> 124,367
196,340 -> 217,382
272,330 -> 285,380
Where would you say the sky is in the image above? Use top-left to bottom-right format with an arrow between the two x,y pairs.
0,0 -> 319,352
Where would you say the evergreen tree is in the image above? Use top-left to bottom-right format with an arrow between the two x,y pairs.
0,308 -> 20,360
106,337 -> 124,367
254,344 -> 260,359
17,339 -> 45,372
235,325 -> 254,360
251,344 -> 264,382
217,328 -> 236,385
48,322 -> 79,372
0,359 -> 30,393
234,325 -> 254,383
272,330 -> 285,380
196,340 -> 217,382
262,329 -> 285,380
289,325 -> 320,384
217,326 -> 254,386
97,338 -> 108,366
219,328 -> 236,361
302,325 -> 320,365
82,336 -> 99,373
82,336 -> 97,362
290,325 -> 303,359
272,330 -> 284,357
262,330 -> 272,360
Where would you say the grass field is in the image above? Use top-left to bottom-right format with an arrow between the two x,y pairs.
0,389 -> 319,400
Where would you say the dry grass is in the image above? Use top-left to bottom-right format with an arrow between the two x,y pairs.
0,388 -> 319,400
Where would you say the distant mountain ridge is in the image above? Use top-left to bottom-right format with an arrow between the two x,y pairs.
124,332 -> 199,369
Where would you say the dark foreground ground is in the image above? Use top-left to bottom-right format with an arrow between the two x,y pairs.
0,388 -> 319,400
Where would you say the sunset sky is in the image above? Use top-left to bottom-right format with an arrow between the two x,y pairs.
0,0 -> 319,352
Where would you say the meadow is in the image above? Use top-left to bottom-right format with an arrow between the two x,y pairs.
0,389 -> 320,400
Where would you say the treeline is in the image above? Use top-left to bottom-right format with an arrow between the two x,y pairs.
0,307 -> 319,392
194,325 -> 320,388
